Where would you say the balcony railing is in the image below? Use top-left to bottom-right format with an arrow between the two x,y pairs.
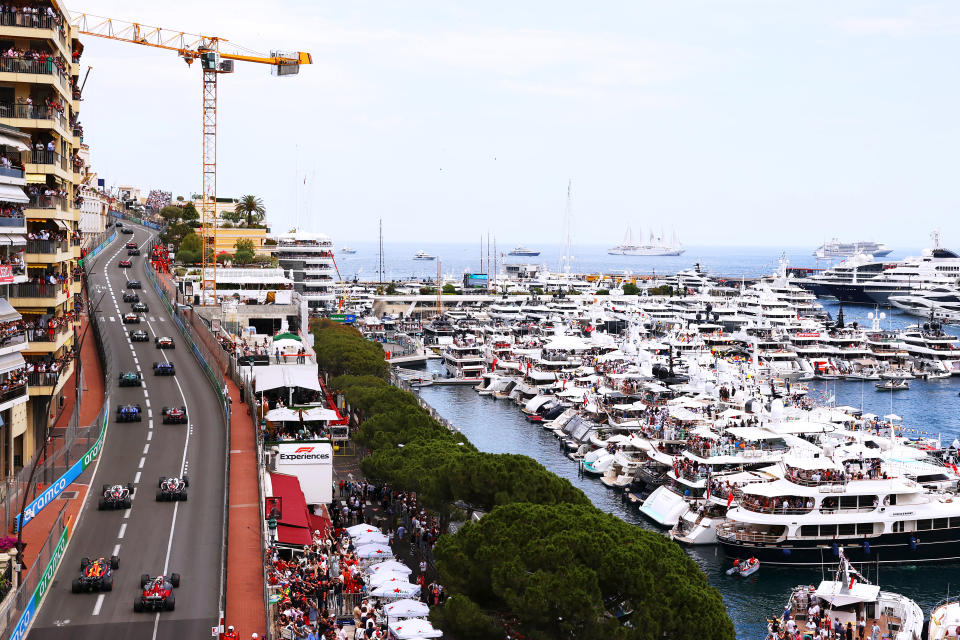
29,322 -> 70,342
30,149 -> 66,170
0,57 -> 69,90
26,194 -> 65,210
0,215 -> 25,227
0,166 -> 23,180
27,370 -> 62,387
10,282 -> 66,298
0,103 -> 67,129
0,384 -> 27,404
0,332 -> 26,350
0,12 -> 61,33
25,239 -> 67,255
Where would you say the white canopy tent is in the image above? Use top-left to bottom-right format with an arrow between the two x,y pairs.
355,544 -> 394,560
254,364 -> 322,393
370,580 -> 421,599
346,524 -> 381,537
367,560 -> 412,575
383,598 -> 430,621
354,531 -> 389,546
387,617 -> 442,639
368,571 -> 412,588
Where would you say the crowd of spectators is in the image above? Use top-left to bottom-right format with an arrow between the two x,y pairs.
0,319 -> 25,347
27,227 -> 66,242
1,46 -> 67,77
1,250 -> 25,274
146,190 -> 171,210
0,366 -> 27,397
0,156 -> 24,174
0,3 -> 65,36
23,311 -> 76,341
27,184 -> 68,202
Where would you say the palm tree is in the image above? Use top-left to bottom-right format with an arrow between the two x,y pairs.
234,195 -> 265,227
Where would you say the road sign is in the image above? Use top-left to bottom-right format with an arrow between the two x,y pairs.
329,314 -> 356,323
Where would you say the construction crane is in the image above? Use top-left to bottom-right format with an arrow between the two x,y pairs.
70,14 -> 312,304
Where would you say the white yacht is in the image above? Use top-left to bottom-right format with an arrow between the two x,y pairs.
609,226 -> 684,256
888,286 -> 960,320
339,247 -> 357,254
814,239 -> 893,259
507,246 -> 540,257
413,250 -> 436,260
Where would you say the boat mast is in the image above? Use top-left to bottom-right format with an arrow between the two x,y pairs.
436,260 -> 442,317
560,179 -> 573,274
378,218 -> 384,284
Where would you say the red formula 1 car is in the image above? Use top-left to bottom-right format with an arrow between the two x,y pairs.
134,573 -> 180,612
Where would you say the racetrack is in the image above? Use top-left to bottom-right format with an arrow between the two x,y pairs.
29,223 -> 226,640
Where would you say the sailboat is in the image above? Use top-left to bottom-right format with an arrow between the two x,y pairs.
609,226 -> 685,256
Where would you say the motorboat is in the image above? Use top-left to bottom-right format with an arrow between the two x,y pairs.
774,550 -> 922,640
928,596 -> 960,640
339,247 -> 357,254
413,250 -> 436,260
507,246 -> 540,257
875,380 -> 909,391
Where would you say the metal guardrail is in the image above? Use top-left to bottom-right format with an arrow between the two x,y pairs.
0,217 -> 24,228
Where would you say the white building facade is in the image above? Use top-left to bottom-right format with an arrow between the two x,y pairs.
271,232 -> 337,310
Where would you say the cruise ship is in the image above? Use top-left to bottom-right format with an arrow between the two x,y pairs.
507,246 -> 540,257
814,239 -> 893,259
609,226 -> 684,256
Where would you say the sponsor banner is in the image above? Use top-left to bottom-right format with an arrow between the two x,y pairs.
16,399 -> 108,531
0,265 -> 12,283
275,442 -> 332,466
9,517 -> 71,640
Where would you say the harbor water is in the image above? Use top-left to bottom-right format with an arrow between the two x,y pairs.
414,300 -> 960,639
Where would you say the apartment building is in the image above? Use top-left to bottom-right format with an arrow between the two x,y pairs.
0,5 -> 85,472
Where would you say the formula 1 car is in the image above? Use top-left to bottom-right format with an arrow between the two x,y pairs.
126,280 -> 141,289
121,228 -> 134,235
125,241 -> 137,249
127,248 -> 141,256
134,574 -> 180,612
153,361 -> 175,376
154,336 -> 175,349
132,302 -> 148,312
116,404 -> 142,422
122,313 -> 140,324
161,406 -> 187,424
156,476 -> 189,501
130,329 -> 149,342
72,556 -> 119,593
118,259 -> 132,268
122,292 -> 140,303
98,483 -> 134,510
118,371 -> 142,387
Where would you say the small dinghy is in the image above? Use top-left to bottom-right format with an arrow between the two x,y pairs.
738,557 -> 760,577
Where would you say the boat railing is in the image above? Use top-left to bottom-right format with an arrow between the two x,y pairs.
739,500 -> 813,516
716,523 -> 783,544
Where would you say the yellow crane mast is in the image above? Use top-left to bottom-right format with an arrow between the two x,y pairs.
70,13 -> 312,304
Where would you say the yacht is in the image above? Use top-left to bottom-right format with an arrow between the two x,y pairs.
888,287 -> 960,319
796,253 -> 891,299
413,250 -> 436,261
814,239 -> 893,259
824,234 -> 960,304
717,450 -> 960,565
777,550 -> 922,640
609,226 -> 684,256
507,246 -> 540,257
339,247 -> 357,254
928,597 -> 960,640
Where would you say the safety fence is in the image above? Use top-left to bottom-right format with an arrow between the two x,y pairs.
143,257 -> 231,628
0,507 -> 70,640
82,230 -> 116,262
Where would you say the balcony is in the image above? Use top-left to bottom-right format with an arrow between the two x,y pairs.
29,149 -> 67,171
0,214 -> 26,231
0,382 -> 27,407
0,56 -> 69,93
0,166 -> 24,181
24,195 -> 68,220
26,359 -> 71,396
0,102 -> 68,134
0,12 -> 68,51
9,281 -> 69,307
24,321 -> 70,353
25,238 -> 70,263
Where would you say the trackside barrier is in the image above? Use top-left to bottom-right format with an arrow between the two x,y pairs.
81,230 -> 116,263
6,514 -> 71,640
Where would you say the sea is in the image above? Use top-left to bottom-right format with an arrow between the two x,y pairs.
383,245 -> 960,639
332,241 -> 913,283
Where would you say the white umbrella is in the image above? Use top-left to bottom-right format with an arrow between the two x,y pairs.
300,407 -> 340,422
354,531 -> 389,546
371,580 -> 421,599
347,524 -> 382,537
355,544 -> 394,559
884,413 -> 903,421
368,560 -> 412,575
368,571 -> 411,588
264,408 -> 300,422
388,617 -> 442,639
384,598 -> 430,620
668,406 -> 700,421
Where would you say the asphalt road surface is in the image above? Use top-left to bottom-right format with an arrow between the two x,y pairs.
30,223 -> 226,640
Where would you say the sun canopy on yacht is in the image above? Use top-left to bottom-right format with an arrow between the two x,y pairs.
725,426 -> 782,441
771,420 -> 836,435
814,581 -> 880,607
597,350 -> 625,362
719,408 -> 743,419
558,387 -> 588,398
781,455 -> 842,471
612,401 -> 646,411
668,406 -> 700,421
669,396 -> 708,408
543,335 -> 592,351
836,444 -> 881,459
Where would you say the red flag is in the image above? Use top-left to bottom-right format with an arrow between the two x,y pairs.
727,492 -> 734,507
849,576 -> 856,590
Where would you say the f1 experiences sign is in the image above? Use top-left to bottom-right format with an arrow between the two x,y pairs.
274,443 -> 333,504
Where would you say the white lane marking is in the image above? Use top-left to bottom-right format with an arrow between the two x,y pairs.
148,419 -> 154,429
148,408 -> 153,419
124,509 -> 131,519
138,457 -> 145,469
134,471 -> 141,484
143,389 -> 148,398
112,544 -> 120,557
92,594 -> 105,616
109,316 -> 115,322
118,523 -> 126,539
145,399 -> 150,408
146,430 -> 153,441
143,444 -> 149,455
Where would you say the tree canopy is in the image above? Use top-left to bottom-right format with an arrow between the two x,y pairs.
233,238 -> 256,265
234,194 -> 266,227
432,503 -> 734,640
310,319 -> 388,379
622,282 -> 640,296
175,231 -> 202,264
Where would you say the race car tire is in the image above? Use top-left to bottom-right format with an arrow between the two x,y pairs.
161,406 -> 167,415
156,490 -> 165,501
101,484 -> 110,494
165,593 -> 175,611
122,496 -> 132,509
102,575 -> 113,591
72,578 -> 81,593
136,415 -> 142,422
140,574 -> 150,588
97,497 -> 106,510
133,598 -> 144,613
158,477 -> 165,488
111,555 -> 119,570
182,474 -> 190,487
169,573 -> 180,588
81,557 -> 90,569
179,491 -> 187,502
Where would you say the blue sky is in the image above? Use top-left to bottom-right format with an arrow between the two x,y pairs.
75,1 -> 960,249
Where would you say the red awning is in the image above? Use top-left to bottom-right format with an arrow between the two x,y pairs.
269,472 -> 310,529
308,511 -> 331,539
276,523 -> 312,547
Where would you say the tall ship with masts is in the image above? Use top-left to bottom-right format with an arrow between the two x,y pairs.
609,226 -> 685,256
